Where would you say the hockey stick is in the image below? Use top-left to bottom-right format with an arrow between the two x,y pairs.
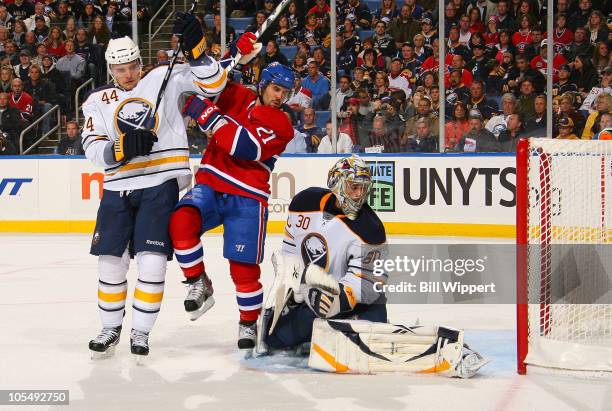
144,0 -> 199,130
226,0 -> 292,73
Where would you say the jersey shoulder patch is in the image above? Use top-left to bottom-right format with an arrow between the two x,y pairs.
249,105 -> 294,139
341,204 -> 386,245
289,187 -> 332,213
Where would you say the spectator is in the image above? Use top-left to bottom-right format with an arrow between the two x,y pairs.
291,52 -> 308,77
467,6 -> 487,32
2,41 -> 19,65
260,39 -> 290,71
21,32 -> 37,56
371,71 -> 390,101
484,15 -> 500,47
405,116 -> 438,152
9,78 -> 32,123
418,16 -> 437,47
403,94 -> 439,141
564,26 -> 593,62
493,30 -> 515,63
372,0 -> 398,27
506,53 -> 545,94
12,20 -> 26,47
63,17 -> 78,41
88,15 -> 111,47
32,16 -> 50,44
458,14 -> 472,47
0,130 -> 17,155
466,44 -> 489,82
586,10 -> 608,44
338,96 -> 367,148
336,34 -> 357,75
592,42 -> 610,75
556,116 -> 579,139
56,121 -> 84,155
557,93 -> 585,137
156,50 -> 169,65
443,3 -> 459,34
582,93 -> 611,139
284,127 -> 308,154
318,119 -> 353,153
553,64 -> 578,97
286,74 -> 312,113
13,50 -> 32,80
524,94 -> 547,136
78,2 -> 99,29
568,0 -> 592,31
307,0 -> 330,24
75,27 -> 100,81
24,63 -> 56,133
551,13 -> 573,54
444,101 -> 470,150
389,5 -> 420,49
0,66 -> 13,92
25,3 -> 50,31
447,24 -> 470,62
312,47 -> 330,77
335,74 -> 353,111
516,78 -> 537,120
465,80 -> 498,120
285,1 -> 301,31
350,66 -> 371,90
388,57 -> 411,98
412,34 -> 432,64
273,14 -> 296,46
593,113 -> 612,139
494,0 -> 517,32
343,0 -> 372,29
302,60 -> 330,109
50,1 -> 73,31
522,25 -> 543,60
0,91 -> 25,150
486,93 -> 517,137
0,6 -> 15,32
512,15 -> 533,55
498,113 -> 526,150
530,40 -> 566,82
572,54 -> 600,96
372,20 -> 396,59
7,0 -> 34,22
365,114 -> 400,152
41,55 -> 66,97
46,26 -> 67,58
446,69 -> 470,107
56,40 -> 86,88
456,109 -> 501,152
445,54 -> 473,88
297,107 -> 323,153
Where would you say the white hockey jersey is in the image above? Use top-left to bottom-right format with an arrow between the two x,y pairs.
81,60 -> 226,191
282,187 -> 388,306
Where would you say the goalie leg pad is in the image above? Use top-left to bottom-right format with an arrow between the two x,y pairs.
308,319 -> 488,377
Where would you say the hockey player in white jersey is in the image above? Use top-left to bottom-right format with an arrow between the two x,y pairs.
256,156 -> 488,377
83,14 -> 228,359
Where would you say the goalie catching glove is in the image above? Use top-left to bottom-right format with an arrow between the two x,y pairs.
172,12 -> 206,61
113,129 -> 157,162
302,264 -> 357,319
183,95 -> 226,132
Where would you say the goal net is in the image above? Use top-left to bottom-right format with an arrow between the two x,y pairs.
516,138 -> 612,375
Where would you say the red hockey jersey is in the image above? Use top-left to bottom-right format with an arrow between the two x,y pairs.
195,82 -> 294,205
9,91 -> 33,120
531,54 -> 567,83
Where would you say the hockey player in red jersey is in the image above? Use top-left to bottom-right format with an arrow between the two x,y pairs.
169,53 -> 295,349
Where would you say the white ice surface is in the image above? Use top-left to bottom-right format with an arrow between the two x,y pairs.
1,234 -> 611,411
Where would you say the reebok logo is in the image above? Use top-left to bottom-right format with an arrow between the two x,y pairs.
146,240 -> 165,247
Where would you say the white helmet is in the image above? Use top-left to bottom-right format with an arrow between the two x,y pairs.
327,155 -> 372,220
105,36 -> 141,82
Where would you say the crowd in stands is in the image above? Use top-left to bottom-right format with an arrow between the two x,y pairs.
0,0 -> 153,154
198,0 -> 611,153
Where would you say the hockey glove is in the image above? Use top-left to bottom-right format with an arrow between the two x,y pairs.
229,32 -> 262,66
183,95 -> 225,132
172,12 -> 206,61
114,129 -> 157,162
303,284 -> 356,319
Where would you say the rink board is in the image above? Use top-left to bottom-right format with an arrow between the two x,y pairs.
0,154 -> 516,237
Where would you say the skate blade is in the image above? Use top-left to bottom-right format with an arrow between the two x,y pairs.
90,345 -> 116,360
132,353 -> 149,366
188,296 -> 216,321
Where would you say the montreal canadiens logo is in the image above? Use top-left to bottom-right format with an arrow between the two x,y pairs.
301,233 -> 329,269
114,98 -> 158,134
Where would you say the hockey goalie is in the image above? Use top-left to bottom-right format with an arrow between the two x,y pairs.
255,156 -> 489,378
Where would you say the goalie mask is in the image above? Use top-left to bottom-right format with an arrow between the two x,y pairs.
327,156 -> 372,220
105,36 -> 142,84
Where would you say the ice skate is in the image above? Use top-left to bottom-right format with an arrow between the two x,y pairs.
238,321 -> 257,350
89,326 -> 121,360
183,272 -> 215,321
130,329 -> 149,364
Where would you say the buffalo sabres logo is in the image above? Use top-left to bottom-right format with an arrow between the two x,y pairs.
301,233 -> 329,270
114,98 -> 158,134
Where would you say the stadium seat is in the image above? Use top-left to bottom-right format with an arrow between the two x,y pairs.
358,29 -> 374,40
229,17 -> 252,34
315,111 -> 331,130
279,46 -> 298,62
